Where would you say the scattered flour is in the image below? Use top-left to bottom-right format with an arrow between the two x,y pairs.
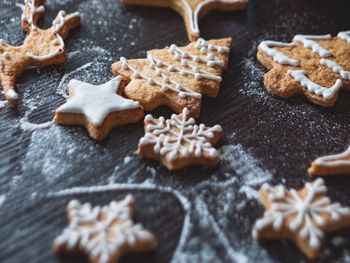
0,195 -> 5,207
19,110 -> 53,131
0,100 -> 8,109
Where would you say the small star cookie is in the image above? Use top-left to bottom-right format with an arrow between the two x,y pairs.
257,31 -> 350,107
137,107 -> 223,170
119,0 -> 248,41
1,0 -> 80,105
53,195 -> 157,263
112,38 -> 231,118
309,146 -> 350,176
253,179 -> 350,259
54,76 -> 144,141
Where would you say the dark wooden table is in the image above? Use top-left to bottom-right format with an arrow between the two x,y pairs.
1,0 -> 350,262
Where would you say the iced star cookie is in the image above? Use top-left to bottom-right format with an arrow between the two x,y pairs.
253,179 -> 350,259
53,195 -> 157,263
119,0 -> 247,41
0,0 -> 80,105
54,76 -> 144,141
137,107 -> 223,170
112,38 -> 231,118
257,31 -> 350,107
308,146 -> 350,176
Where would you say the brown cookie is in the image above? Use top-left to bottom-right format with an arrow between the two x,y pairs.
112,37 -> 231,118
253,179 -> 350,259
0,0 -> 80,105
308,146 -> 350,176
257,31 -> 350,107
54,77 -> 144,141
119,0 -> 247,41
137,107 -> 223,170
53,195 -> 157,263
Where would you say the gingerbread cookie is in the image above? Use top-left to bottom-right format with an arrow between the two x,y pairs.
119,0 -> 247,41
309,146 -> 350,176
54,77 -> 144,141
137,107 -> 223,170
112,38 -> 231,118
257,31 -> 350,107
0,0 -> 80,105
53,195 -> 157,263
253,179 -> 350,259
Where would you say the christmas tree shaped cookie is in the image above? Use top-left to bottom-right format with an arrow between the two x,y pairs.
0,0 -> 80,105
253,179 -> 350,259
257,31 -> 350,107
119,0 -> 247,41
112,38 -> 231,118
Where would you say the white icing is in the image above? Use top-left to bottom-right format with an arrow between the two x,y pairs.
139,107 -> 222,161
6,89 -> 19,100
181,0 -> 247,34
338,31 -> 350,44
293,34 -> 332,58
258,41 -> 299,66
320,58 -> 350,80
56,76 -> 141,126
17,0 -> 45,31
314,146 -> 350,167
255,179 -> 350,249
120,57 -> 202,99
288,70 -> 342,100
27,34 -> 65,61
54,196 -> 156,263
52,10 -> 81,34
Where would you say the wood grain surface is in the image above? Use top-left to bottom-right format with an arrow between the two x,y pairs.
1,0 -> 350,262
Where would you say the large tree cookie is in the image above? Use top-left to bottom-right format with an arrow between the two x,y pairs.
137,107 -> 223,170
53,195 -> 157,263
309,146 -> 350,176
257,31 -> 350,107
118,0 -> 247,41
0,0 -> 80,105
112,38 -> 231,118
54,77 -> 144,141
253,179 -> 350,259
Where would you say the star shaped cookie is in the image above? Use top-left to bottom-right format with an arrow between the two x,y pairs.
309,146 -> 350,176
253,179 -> 350,259
1,0 -> 80,105
53,195 -> 157,263
54,76 -> 144,141
137,107 -> 223,170
119,0 -> 247,41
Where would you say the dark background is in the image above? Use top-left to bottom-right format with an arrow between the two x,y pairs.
1,0 -> 350,262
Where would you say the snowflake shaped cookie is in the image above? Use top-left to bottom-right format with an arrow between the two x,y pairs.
138,107 -> 223,170
253,179 -> 350,259
53,195 -> 157,263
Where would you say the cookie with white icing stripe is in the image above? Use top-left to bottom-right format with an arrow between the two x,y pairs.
53,195 -> 157,263
0,0 -> 80,105
137,107 -> 223,170
112,38 -> 231,118
309,146 -> 350,176
118,0 -> 247,41
257,31 -> 350,107
253,179 -> 350,259
54,77 -> 144,141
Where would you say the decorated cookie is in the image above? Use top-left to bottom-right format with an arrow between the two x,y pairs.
54,76 -> 144,141
112,38 -> 231,118
253,179 -> 350,259
137,107 -> 223,170
309,146 -> 350,176
119,0 -> 247,41
0,0 -> 80,105
257,31 -> 350,107
53,195 -> 157,263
